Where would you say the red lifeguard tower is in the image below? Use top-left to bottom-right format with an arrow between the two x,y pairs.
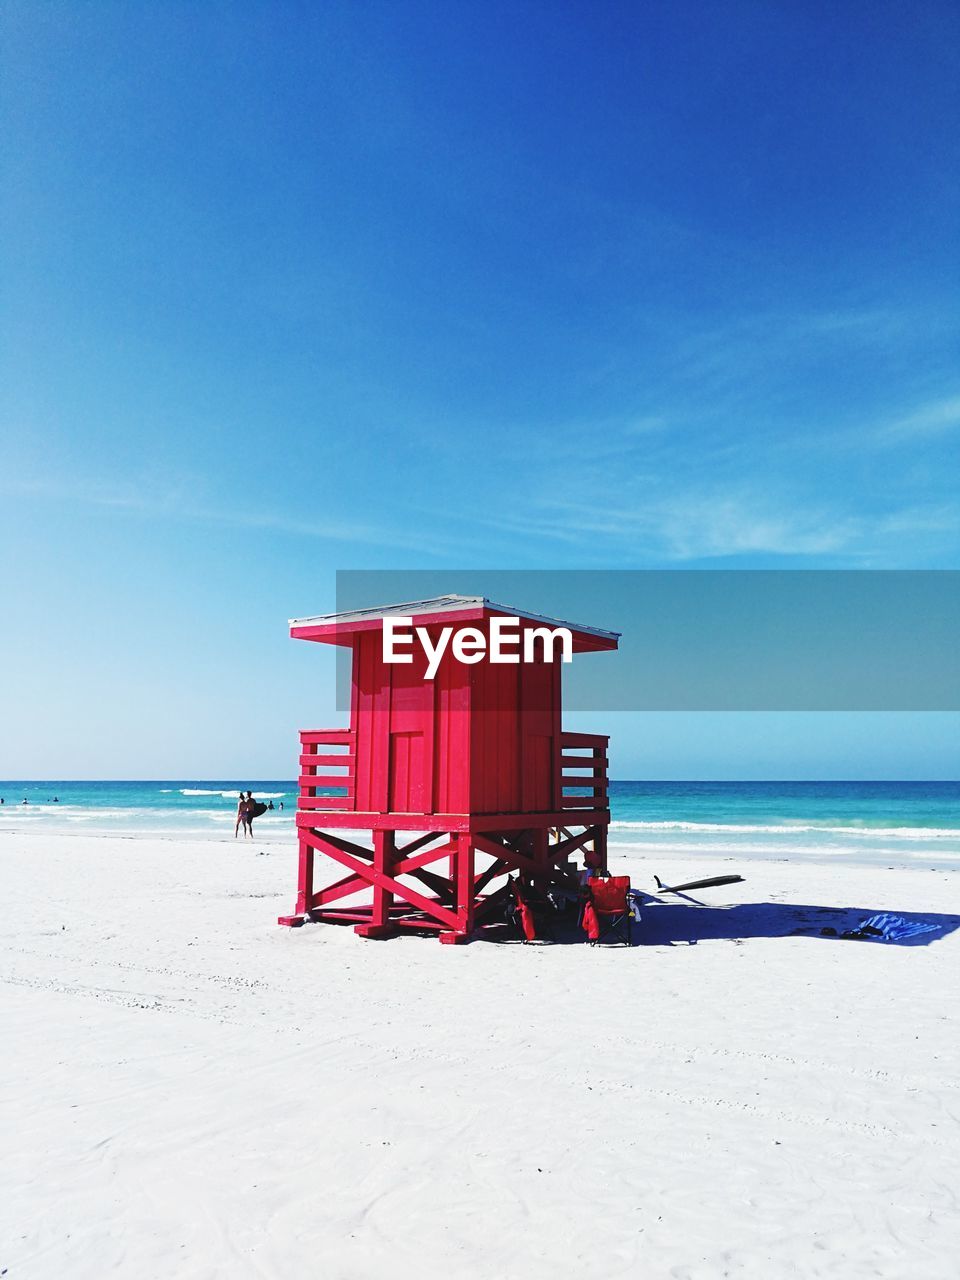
278,595 -> 619,943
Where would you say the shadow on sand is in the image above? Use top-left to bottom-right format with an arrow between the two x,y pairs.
630,893 -> 960,948
482,893 -> 960,948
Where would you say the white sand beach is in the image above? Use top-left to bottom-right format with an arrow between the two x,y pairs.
3,828 -> 959,1279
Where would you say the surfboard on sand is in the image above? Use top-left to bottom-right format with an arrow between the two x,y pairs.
654,874 -> 744,894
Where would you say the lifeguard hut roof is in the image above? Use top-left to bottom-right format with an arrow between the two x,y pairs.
289,594 -> 620,652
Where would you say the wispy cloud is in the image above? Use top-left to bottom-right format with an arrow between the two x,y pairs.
0,471 -> 459,557
0,474 -> 155,510
466,490 -> 861,560
874,503 -> 960,536
459,482 -> 960,566
664,306 -> 926,393
877,395 -> 960,443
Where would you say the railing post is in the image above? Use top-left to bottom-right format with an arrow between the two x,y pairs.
455,834 -> 475,935
295,837 -> 314,913
371,830 -> 394,928
596,823 -> 608,874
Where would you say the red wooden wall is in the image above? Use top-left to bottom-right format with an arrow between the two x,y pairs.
349,622 -> 563,817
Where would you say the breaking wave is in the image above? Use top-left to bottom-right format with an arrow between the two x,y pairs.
179,789 -> 287,799
608,820 -> 957,840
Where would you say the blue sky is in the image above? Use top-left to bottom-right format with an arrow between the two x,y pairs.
1,1 -> 957,778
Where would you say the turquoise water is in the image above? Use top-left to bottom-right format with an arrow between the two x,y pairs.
0,781 -> 294,839
1,779 -> 958,865
606,779 -> 960,866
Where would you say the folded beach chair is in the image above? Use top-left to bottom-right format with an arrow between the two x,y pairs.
586,875 -> 633,945
507,876 -> 556,943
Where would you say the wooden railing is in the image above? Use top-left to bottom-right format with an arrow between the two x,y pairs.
559,731 -> 609,812
297,726 -> 607,816
298,728 -> 356,811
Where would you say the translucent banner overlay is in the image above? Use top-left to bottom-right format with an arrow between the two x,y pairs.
328,570 -> 960,712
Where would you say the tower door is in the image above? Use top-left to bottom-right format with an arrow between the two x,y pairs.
386,658 -> 435,814
389,730 -> 427,813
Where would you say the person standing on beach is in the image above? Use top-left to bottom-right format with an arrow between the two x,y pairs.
235,791 -> 251,839
245,790 -> 259,836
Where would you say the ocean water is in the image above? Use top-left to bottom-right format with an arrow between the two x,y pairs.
0,779 -> 958,866
606,780 -> 960,867
0,782 -> 295,840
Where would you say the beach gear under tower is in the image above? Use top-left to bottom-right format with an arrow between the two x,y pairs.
278,595 -> 620,943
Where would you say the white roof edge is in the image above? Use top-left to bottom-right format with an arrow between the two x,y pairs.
289,593 -> 620,641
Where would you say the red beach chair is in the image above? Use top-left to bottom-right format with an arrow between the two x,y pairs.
586,876 -> 633,945
509,877 -> 556,943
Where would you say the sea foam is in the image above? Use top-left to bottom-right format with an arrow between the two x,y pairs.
608,820 -> 956,840
179,789 -> 287,799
